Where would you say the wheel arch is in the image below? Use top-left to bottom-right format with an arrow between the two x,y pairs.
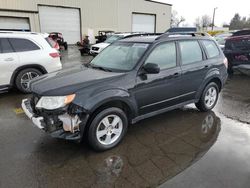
196,76 -> 222,100
88,98 -> 137,123
10,64 -> 47,86
80,98 -> 136,140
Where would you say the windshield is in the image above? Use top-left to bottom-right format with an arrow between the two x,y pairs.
105,35 -> 124,43
217,38 -> 226,45
90,43 -> 149,72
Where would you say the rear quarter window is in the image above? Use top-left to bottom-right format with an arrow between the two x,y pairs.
202,40 -> 220,58
9,38 -> 40,52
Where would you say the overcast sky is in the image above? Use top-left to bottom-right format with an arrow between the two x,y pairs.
155,0 -> 250,26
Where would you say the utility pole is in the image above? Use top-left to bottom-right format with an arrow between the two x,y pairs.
212,7 -> 218,31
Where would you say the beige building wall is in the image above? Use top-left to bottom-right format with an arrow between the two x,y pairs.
0,0 -> 171,35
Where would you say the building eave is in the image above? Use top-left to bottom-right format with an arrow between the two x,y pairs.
145,0 -> 172,6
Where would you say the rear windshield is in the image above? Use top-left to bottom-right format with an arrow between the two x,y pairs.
104,35 -> 124,43
226,38 -> 250,51
167,27 -> 197,33
45,37 -> 56,48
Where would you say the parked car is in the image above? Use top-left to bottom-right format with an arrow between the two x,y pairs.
49,32 -> 68,50
22,32 -> 228,151
214,32 -> 233,50
0,31 -> 62,93
95,30 -> 115,44
224,33 -> 250,73
166,27 -> 197,33
90,32 -> 143,55
232,29 -> 250,36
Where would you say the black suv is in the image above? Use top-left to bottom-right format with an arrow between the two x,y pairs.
22,33 -> 228,151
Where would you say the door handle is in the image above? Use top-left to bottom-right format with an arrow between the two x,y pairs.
169,72 -> 180,79
4,58 -> 14,62
173,72 -> 180,77
204,65 -> 210,69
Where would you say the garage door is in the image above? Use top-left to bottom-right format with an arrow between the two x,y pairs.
0,17 -> 30,31
39,6 -> 81,44
132,13 -> 155,33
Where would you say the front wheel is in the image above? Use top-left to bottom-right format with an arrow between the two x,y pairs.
88,107 -> 128,151
195,82 -> 219,112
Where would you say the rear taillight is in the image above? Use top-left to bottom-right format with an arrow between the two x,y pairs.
223,57 -> 228,69
49,52 -> 60,58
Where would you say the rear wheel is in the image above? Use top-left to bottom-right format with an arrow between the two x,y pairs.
195,82 -> 219,112
64,42 -> 68,50
15,68 -> 42,93
88,107 -> 128,151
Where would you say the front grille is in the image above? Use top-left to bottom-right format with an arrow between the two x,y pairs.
92,47 -> 99,51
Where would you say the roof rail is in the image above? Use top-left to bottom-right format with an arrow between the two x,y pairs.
0,31 -> 39,35
155,32 -> 210,40
124,33 -> 163,39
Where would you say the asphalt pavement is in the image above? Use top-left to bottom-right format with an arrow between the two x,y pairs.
0,47 -> 250,188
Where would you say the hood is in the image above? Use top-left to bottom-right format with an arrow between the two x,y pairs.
92,42 -> 110,49
30,65 -> 125,96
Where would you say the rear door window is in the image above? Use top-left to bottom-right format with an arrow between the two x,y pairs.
145,42 -> 177,70
179,40 -> 203,65
202,40 -> 220,58
0,38 -> 14,53
9,38 -> 40,52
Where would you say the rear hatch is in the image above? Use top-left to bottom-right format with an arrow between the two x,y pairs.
224,35 -> 250,66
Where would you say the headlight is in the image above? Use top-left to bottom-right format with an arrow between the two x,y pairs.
36,94 -> 75,110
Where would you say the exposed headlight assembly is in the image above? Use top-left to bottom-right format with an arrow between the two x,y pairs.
36,94 -> 75,110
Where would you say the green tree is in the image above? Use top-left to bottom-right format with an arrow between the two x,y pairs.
229,13 -> 241,30
229,13 -> 250,30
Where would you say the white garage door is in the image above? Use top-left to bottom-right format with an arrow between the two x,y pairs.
132,13 -> 155,33
39,6 -> 81,44
0,17 -> 30,31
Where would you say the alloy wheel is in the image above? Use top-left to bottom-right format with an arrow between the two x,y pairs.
96,115 -> 123,145
20,72 -> 39,90
204,87 -> 217,108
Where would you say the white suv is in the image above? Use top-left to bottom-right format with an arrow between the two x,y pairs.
0,31 -> 62,93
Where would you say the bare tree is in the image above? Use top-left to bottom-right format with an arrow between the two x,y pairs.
171,10 -> 185,27
194,17 -> 202,30
201,15 -> 212,30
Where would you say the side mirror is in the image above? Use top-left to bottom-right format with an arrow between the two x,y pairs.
143,63 -> 160,74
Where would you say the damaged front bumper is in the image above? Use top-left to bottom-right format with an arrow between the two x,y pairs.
21,99 -> 89,141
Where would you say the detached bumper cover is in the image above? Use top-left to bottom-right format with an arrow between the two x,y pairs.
21,99 -> 45,129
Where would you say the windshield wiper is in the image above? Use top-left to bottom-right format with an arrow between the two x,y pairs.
87,64 -> 112,72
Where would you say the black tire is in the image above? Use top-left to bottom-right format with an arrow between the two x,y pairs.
228,66 -> 234,75
64,42 -> 68,50
195,82 -> 219,112
88,107 -> 128,151
15,68 -> 42,93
